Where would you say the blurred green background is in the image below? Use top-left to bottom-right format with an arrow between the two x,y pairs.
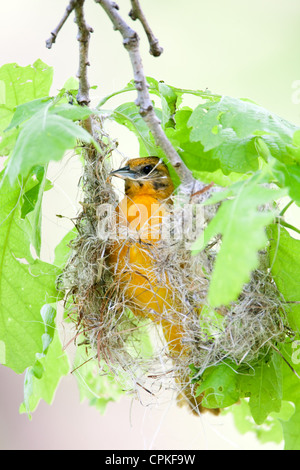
1,0 -> 300,450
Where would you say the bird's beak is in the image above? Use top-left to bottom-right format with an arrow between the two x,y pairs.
109,165 -> 137,180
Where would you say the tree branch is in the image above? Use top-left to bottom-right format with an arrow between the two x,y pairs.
95,0 -> 197,192
45,0 -> 77,49
74,0 -> 94,106
129,0 -> 163,57
46,0 -> 93,108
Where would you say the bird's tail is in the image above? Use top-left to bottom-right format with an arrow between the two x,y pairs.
161,319 -> 220,416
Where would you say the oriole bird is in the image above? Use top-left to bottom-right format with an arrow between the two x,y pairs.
108,156 -> 219,415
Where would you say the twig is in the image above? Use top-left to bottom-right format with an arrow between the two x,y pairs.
191,182 -> 214,199
74,0 -> 94,106
95,0 -> 197,193
45,0 -> 77,49
46,0 -> 93,109
129,0 -> 163,57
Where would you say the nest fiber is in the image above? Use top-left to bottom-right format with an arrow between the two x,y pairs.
60,123 -> 288,400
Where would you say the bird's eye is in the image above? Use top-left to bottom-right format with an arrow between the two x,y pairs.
141,165 -> 153,175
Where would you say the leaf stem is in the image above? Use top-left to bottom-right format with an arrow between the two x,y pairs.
279,199 -> 294,217
277,218 -> 300,236
96,84 -> 221,109
97,86 -> 136,108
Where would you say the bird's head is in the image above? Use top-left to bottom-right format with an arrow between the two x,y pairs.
110,156 -> 174,200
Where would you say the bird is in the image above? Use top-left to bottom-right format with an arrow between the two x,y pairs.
107,156 -> 220,415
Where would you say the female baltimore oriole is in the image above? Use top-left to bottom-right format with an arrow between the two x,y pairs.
108,156 -> 219,415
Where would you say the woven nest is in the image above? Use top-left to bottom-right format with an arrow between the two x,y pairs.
59,119 -> 290,400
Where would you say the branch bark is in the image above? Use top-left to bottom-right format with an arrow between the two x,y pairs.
46,0 -> 200,193
46,0 -> 93,108
74,0 -> 94,106
129,0 -> 163,57
45,0 -> 77,49
95,0 -> 197,193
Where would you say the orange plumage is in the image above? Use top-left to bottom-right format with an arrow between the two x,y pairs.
108,156 -> 219,415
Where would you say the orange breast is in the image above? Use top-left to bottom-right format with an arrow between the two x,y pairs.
107,194 -> 186,354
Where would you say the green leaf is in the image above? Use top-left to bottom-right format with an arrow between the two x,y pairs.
279,344 -> 300,450
189,96 -> 297,148
213,136 -> 260,173
73,348 -> 124,414
268,224 -> 300,332
21,165 -> 53,256
0,128 -> 20,157
187,96 -> 299,174
58,76 -> 79,100
196,363 -> 240,408
272,161 -> 300,205
280,406 -> 300,450
192,176 -> 283,306
54,227 -> 78,268
20,166 -> 52,219
192,168 -> 249,187
49,102 -> 94,121
0,60 -> 53,135
5,97 -> 52,131
239,351 -> 283,424
255,137 -> 300,205
197,351 -> 283,427
228,398 -> 293,445
0,80 -> 6,104
19,305 -> 69,417
6,88 -> 93,133
62,76 -> 79,90
0,171 -> 59,373
5,111 -> 94,184
166,108 -> 221,174
158,82 -> 178,128
113,102 -> 158,155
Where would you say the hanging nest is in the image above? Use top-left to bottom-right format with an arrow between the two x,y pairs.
59,118 -> 291,403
